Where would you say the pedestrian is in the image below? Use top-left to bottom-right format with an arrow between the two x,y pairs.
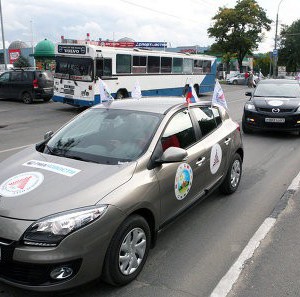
244,71 -> 249,85
248,71 -> 254,88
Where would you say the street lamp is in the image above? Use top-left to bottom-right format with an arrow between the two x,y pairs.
273,0 -> 285,78
0,0 -> 8,70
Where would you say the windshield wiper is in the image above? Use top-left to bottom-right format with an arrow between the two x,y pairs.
64,154 -> 96,163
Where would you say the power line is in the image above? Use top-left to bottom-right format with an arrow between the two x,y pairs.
119,0 -> 181,20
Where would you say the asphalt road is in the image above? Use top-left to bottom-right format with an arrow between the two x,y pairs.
1,86 -> 300,297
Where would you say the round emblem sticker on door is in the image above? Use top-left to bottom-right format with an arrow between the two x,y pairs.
210,144 -> 222,174
0,172 -> 44,197
174,163 -> 193,200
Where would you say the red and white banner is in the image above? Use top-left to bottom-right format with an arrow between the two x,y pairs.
8,49 -> 21,64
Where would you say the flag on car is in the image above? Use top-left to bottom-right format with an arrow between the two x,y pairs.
186,84 -> 199,104
131,80 -> 142,99
212,80 -> 227,109
99,79 -> 114,105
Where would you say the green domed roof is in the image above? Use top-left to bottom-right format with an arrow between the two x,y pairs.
34,39 -> 55,57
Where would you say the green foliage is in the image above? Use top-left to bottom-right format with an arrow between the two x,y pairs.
13,55 -> 31,68
208,0 -> 272,72
253,53 -> 272,76
278,19 -> 300,72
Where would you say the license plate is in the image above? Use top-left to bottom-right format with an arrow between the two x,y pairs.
265,118 -> 285,123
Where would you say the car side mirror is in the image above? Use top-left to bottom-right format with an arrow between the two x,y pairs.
44,131 -> 53,141
245,91 -> 252,96
156,147 -> 188,163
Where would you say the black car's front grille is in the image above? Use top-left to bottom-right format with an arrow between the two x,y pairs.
257,107 -> 295,113
0,239 -> 82,285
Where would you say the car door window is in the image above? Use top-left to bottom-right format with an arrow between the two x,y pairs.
161,110 -> 196,151
192,106 -> 220,137
11,72 -> 23,81
0,72 -> 10,82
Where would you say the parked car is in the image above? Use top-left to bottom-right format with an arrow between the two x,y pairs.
242,79 -> 300,134
226,73 -> 259,85
0,97 -> 243,291
0,69 -> 54,104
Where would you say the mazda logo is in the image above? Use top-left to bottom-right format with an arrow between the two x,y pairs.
272,108 -> 280,113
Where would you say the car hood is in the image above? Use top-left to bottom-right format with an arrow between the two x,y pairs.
0,146 -> 136,220
253,96 -> 300,109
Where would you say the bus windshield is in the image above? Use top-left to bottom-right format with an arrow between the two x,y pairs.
55,57 -> 93,81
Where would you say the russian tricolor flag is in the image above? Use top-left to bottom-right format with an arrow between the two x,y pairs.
186,84 -> 199,104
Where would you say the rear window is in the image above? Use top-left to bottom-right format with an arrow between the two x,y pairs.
35,71 -> 54,81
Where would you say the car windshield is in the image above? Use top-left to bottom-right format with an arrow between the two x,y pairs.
44,108 -> 161,164
254,83 -> 300,98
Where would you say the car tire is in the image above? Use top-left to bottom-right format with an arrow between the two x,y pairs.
242,120 -> 253,134
102,215 -> 151,286
233,80 -> 238,85
43,97 -> 52,102
22,92 -> 33,104
219,153 -> 242,195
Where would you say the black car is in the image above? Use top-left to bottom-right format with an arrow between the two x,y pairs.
242,79 -> 300,134
0,69 -> 54,104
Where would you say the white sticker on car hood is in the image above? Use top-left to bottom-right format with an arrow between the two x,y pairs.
23,160 -> 81,177
267,100 -> 284,106
0,172 -> 44,197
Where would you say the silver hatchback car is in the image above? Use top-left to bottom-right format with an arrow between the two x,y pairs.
0,97 -> 243,291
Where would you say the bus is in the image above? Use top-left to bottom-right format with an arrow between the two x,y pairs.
52,43 -> 217,107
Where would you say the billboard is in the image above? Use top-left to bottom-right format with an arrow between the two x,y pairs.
8,49 -> 21,64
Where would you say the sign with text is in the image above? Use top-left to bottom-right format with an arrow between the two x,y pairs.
57,45 -> 86,55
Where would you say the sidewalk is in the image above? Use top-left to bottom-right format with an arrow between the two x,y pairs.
226,187 -> 300,296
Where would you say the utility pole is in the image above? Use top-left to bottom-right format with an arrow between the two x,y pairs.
0,0 -> 8,70
273,0 -> 285,78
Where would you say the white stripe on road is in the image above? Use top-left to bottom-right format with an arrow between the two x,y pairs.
0,144 -> 32,154
288,171 -> 300,191
210,169 -> 300,297
210,217 -> 276,297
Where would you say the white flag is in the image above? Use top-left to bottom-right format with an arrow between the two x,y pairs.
99,79 -> 114,105
212,80 -> 227,109
132,80 -> 142,99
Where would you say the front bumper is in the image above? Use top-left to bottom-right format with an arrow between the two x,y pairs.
0,205 -> 126,291
243,109 -> 300,132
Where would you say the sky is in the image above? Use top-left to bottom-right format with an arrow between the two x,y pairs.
1,0 -> 299,53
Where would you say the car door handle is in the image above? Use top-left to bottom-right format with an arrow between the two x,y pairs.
224,138 -> 231,145
196,157 -> 206,166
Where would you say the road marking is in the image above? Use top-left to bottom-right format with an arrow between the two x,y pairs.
0,144 -> 32,154
210,217 -> 276,297
210,169 -> 300,297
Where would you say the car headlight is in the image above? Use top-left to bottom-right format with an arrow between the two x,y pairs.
23,205 -> 108,247
245,102 -> 256,111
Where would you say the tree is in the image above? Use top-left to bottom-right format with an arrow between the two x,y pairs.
253,53 -> 272,76
208,0 -> 272,72
278,20 -> 300,72
13,55 -> 31,68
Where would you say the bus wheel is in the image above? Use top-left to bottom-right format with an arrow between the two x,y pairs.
116,90 -> 126,100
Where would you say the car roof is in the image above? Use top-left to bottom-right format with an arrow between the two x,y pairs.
93,97 -> 212,114
258,79 -> 299,85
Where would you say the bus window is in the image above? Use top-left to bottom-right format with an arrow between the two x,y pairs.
148,56 -> 160,73
203,60 -> 211,73
116,54 -> 131,73
161,57 -> 172,73
132,56 -> 147,73
193,60 -> 203,74
96,59 -> 112,78
172,58 -> 183,73
183,59 -> 193,74
104,59 -> 112,76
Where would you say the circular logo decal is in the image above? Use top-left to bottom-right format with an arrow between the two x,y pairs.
0,172 -> 44,197
210,144 -> 222,174
174,163 -> 193,200
267,100 -> 283,107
